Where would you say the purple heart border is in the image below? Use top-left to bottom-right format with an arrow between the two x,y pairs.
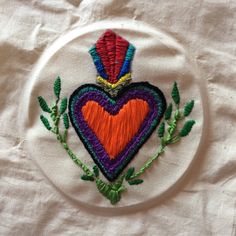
69,82 -> 166,181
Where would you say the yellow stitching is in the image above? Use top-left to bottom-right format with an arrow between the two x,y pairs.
97,73 -> 131,89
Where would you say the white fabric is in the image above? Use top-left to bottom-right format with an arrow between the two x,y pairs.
23,23 -> 203,208
0,0 -> 235,235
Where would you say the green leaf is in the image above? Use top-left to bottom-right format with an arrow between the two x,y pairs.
108,190 -> 120,205
180,120 -> 196,137
165,103 -> 172,120
96,178 -> 111,196
54,76 -> 61,99
171,82 -> 180,105
184,100 -> 194,116
125,167 -> 135,180
158,122 -> 165,138
37,96 -> 51,113
63,113 -> 70,129
40,115 -> 51,130
93,165 -> 99,177
81,175 -> 94,181
59,97 -> 67,114
128,179 -> 143,185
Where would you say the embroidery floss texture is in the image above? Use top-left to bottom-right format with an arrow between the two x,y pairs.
38,30 -> 196,205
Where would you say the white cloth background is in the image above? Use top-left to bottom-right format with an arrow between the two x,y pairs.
0,0 -> 235,235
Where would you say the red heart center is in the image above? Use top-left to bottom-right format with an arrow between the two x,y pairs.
82,99 -> 149,159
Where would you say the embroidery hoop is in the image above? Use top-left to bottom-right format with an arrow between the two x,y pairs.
19,21 -> 206,211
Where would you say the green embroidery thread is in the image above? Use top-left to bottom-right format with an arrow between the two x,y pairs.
164,103 -> 173,120
184,100 -> 194,117
171,81 -> 180,106
40,115 -> 51,130
38,96 -> 51,113
158,122 -> 165,138
38,77 -> 196,205
59,97 -> 68,114
54,76 -> 61,101
180,120 -> 196,137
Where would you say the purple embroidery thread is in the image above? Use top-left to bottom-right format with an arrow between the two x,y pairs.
69,82 -> 166,181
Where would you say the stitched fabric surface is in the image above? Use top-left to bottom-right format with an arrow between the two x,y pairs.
0,0 -> 235,235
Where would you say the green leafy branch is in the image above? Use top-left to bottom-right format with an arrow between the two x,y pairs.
127,82 -> 196,180
38,77 -> 93,177
38,77 -> 132,205
38,78 -> 195,205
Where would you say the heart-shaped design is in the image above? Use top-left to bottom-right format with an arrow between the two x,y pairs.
82,99 -> 149,159
69,82 -> 166,181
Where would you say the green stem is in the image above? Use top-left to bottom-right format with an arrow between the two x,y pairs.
49,103 -> 129,204
52,114 -> 94,177
130,144 -> 165,179
129,109 -> 182,180
62,140 -> 93,176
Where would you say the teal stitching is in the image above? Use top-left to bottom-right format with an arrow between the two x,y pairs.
89,45 -> 108,80
125,44 -> 135,61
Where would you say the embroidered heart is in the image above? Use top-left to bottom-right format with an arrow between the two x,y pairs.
69,82 -> 166,181
82,99 -> 149,159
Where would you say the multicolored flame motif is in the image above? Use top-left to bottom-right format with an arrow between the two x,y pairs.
89,30 -> 135,95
